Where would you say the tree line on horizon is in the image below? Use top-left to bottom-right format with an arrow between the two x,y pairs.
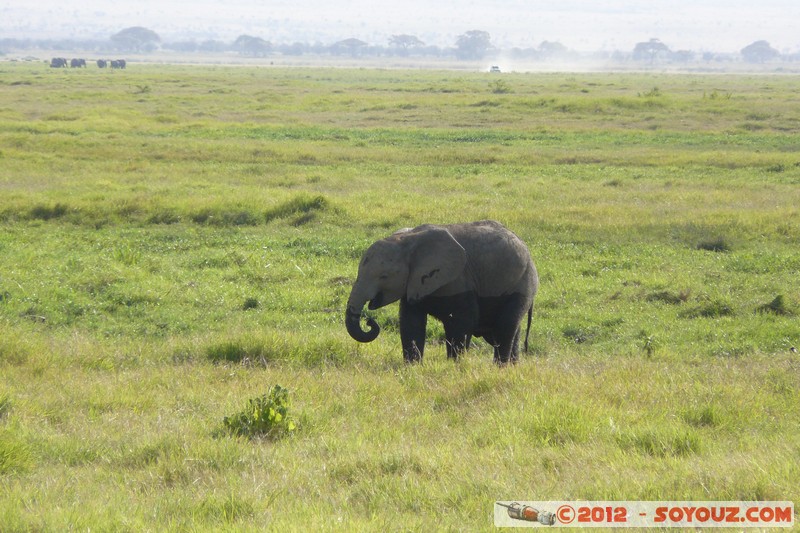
0,26 -> 793,65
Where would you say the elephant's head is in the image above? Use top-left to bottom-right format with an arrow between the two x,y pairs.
345,226 -> 467,343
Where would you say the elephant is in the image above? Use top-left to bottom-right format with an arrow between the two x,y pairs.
345,220 -> 538,364
70,58 -> 86,68
97,59 -> 107,68
50,57 -> 68,68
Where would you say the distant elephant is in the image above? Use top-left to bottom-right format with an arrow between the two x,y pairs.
345,220 -> 538,364
110,59 -> 126,69
97,59 -> 107,68
50,57 -> 67,68
70,58 -> 86,68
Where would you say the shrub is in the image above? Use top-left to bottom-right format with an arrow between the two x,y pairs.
697,237 -> 731,252
640,332 -> 660,357
643,87 -> 662,97
646,290 -> 690,305
222,385 -> 297,439
29,203 -> 69,221
264,194 -> 329,224
242,297 -> 260,311
756,295 -> 793,316
147,209 -> 181,224
488,80 -> 511,94
190,208 -> 260,226
681,299 -> 735,319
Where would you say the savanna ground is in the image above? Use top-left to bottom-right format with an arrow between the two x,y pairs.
0,63 -> 799,531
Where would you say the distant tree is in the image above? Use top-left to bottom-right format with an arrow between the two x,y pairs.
539,41 -> 568,59
110,27 -> 160,53
233,35 -> 271,57
279,42 -> 308,56
199,40 -> 227,53
671,50 -> 694,63
389,34 -> 424,56
420,45 -> 445,58
164,41 -> 199,53
633,38 -> 670,63
455,30 -> 492,60
740,40 -> 779,63
510,47 -> 539,60
331,38 -> 368,57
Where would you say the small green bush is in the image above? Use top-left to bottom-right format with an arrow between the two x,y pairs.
242,297 -> 260,311
697,237 -> 731,252
681,299 -> 735,319
222,385 -> 297,439
639,332 -> 660,357
639,87 -> 662,98
29,203 -> 69,221
264,194 -> 328,224
646,290 -> 689,305
756,295 -> 793,316
488,80 -> 511,94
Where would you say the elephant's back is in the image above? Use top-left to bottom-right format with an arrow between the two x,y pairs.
448,221 -> 535,298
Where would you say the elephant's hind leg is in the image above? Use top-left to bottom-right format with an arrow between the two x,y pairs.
493,322 -> 525,364
509,327 -> 522,363
492,295 -> 529,365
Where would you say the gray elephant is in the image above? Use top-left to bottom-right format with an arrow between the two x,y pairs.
345,220 -> 538,364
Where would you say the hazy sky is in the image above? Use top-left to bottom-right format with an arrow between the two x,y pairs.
3,0 -> 799,52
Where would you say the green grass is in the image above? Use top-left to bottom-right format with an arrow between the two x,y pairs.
0,63 -> 799,530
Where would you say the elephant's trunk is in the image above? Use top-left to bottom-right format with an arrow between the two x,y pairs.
345,293 -> 380,343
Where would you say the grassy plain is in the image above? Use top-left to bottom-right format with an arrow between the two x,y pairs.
0,63 -> 799,530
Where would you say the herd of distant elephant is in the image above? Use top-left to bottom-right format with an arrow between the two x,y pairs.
49,57 -> 126,69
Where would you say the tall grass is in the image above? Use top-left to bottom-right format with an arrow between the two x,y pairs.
0,63 -> 798,529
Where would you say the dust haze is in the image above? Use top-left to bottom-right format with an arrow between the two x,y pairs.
3,0 -> 799,54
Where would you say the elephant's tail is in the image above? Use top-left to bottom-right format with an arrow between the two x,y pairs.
523,304 -> 533,353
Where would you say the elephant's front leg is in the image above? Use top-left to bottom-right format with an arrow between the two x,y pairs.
399,298 -> 427,362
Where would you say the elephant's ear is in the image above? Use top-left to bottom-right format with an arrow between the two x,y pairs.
406,227 -> 466,303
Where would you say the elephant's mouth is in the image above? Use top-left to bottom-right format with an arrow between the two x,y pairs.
367,292 -> 384,310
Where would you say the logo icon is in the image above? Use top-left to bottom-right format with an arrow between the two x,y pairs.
496,502 -> 556,525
